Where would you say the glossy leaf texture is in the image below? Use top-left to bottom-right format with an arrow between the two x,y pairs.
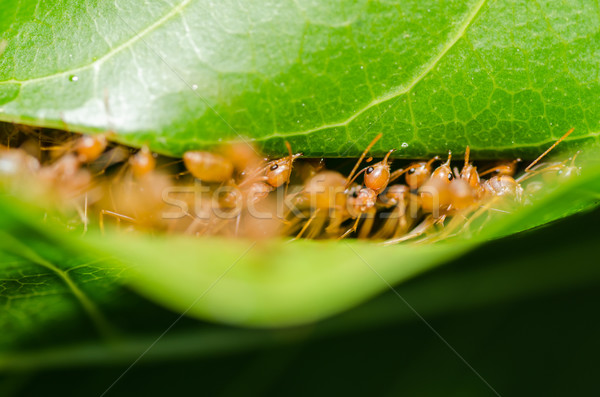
0,0 -> 599,158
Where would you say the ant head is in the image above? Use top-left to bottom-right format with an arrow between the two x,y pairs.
75,134 -> 107,163
430,151 -> 454,185
265,152 -> 302,188
129,146 -> 156,178
405,156 -> 438,190
498,159 -> 521,176
459,146 -> 480,188
246,182 -> 273,205
364,149 -> 394,194
460,164 -> 480,189
559,151 -> 582,180
349,187 -> 377,213
183,151 -> 234,183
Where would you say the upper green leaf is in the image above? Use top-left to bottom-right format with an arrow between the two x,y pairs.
0,0 -> 598,158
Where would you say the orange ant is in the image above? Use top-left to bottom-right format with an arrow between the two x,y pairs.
335,134 -> 398,239
374,184 -> 415,239
390,156 -> 439,191
290,170 -> 348,239
183,141 -> 301,236
382,127 -> 578,245
183,151 -> 234,183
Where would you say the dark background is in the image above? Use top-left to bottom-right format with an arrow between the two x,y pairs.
2,207 -> 599,397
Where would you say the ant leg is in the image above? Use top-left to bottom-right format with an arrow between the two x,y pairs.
307,214 -> 327,239
380,215 -> 435,246
338,215 -> 362,240
373,213 -> 395,239
461,196 -> 502,232
436,210 -> 474,240
392,206 -> 412,238
283,214 -> 304,235
525,127 -> 575,172
389,168 -> 407,183
99,210 -> 137,234
83,193 -> 88,235
294,208 -> 321,240
234,213 -> 242,236
515,161 -> 566,183
358,207 -> 377,239
324,207 -> 347,237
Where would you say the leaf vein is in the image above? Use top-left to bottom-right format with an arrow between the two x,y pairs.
255,0 -> 489,141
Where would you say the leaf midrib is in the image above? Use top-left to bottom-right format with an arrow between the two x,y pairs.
254,0 -> 488,140
0,0 -> 487,141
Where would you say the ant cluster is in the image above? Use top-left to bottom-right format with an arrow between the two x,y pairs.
0,123 -> 580,244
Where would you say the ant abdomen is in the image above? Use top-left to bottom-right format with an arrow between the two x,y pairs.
302,171 -> 347,211
75,135 -> 107,163
183,151 -> 234,183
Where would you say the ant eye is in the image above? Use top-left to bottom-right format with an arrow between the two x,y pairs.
270,164 -> 278,171
352,190 -> 359,198
366,166 -> 374,174
448,173 -> 453,181
408,168 -> 416,174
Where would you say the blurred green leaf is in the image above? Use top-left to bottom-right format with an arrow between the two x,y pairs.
1,199 -> 600,372
0,150 -> 599,332
0,228 -> 123,350
0,0 -> 598,157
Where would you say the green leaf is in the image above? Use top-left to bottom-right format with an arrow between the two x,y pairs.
1,191 -> 600,371
1,0 -> 598,158
84,155 -> 600,327
1,150 -> 599,329
0,235 -> 122,350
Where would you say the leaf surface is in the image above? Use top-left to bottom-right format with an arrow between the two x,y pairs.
0,0 -> 598,157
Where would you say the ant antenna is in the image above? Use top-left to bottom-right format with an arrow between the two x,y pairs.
464,146 -> 470,166
426,155 -> 440,168
525,127 -> 574,172
479,158 -> 521,177
382,148 -> 395,165
444,151 -> 452,165
284,141 -> 294,196
346,148 -> 396,187
570,150 -> 581,166
345,133 -> 383,188
345,168 -> 368,188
